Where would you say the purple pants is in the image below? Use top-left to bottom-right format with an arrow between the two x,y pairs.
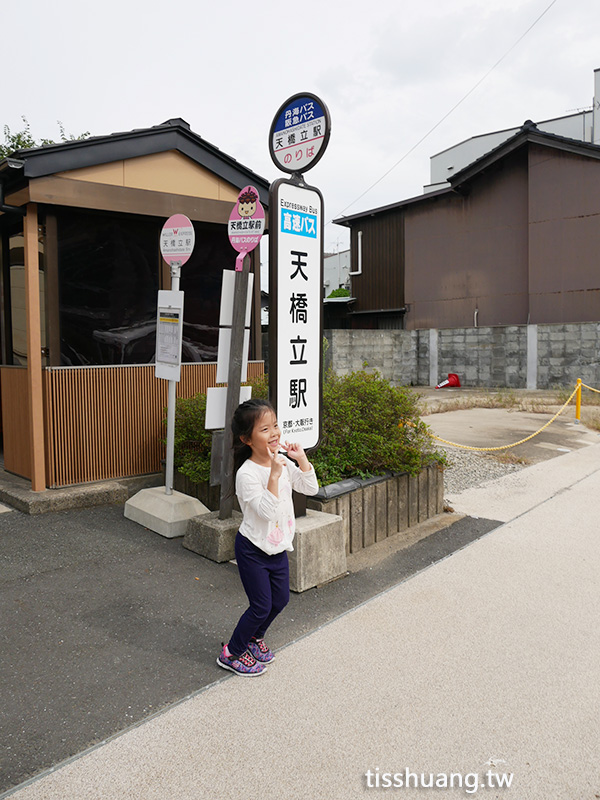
228,532 -> 290,658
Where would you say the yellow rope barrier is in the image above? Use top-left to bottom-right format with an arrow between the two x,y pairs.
429,384 -> 580,452
581,382 -> 600,395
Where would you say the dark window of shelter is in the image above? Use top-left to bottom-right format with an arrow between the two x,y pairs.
179,222 -> 239,363
57,210 -> 160,366
56,211 -> 246,367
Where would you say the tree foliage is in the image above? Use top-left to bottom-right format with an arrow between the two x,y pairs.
0,116 -> 90,159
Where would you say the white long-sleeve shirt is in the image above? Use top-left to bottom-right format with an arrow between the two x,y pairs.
235,458 -> 319,555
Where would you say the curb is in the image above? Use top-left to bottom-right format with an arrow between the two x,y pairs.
0,473 -> 163,515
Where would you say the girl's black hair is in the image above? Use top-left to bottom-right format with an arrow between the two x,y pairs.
232,398 -> 276,474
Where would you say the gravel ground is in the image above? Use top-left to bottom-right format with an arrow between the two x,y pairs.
441,447 -> 525,496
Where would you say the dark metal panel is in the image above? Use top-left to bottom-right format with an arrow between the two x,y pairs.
349,209 -> 404,313
528,144 -> 600,322
342,139 -> 600,330
404,151 -> 529,329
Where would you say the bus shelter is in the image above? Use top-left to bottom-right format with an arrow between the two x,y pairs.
0,118 -> 268,490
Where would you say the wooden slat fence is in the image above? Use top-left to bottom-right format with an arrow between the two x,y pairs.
39,362 -> 264,488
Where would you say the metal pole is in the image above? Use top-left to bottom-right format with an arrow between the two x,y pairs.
575,377 -> 582,424
219,254 -> 251,519
165,263 -> 181,496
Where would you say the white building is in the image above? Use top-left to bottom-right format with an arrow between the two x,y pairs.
323,248 -> 351,297
424,68 -> 600,193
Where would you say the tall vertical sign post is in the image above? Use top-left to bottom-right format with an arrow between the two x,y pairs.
268,93 -> 331,515
157,214 -> 195,495
125,213 -> 208,539
203,187 -> 265,519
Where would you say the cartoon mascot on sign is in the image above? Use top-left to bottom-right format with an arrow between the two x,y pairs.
237,188 -> 258,218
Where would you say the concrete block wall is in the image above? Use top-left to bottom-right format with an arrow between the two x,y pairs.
537,323 -> 600,388
416,329 -> 431,386
325,322 -> 600,389
324,330 -> 418,385
437,326 -> 527,388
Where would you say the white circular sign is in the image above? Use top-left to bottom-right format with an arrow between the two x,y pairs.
160,214 -> 195,266
269,93 -> 331,174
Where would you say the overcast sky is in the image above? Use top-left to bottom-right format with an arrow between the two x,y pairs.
3,0 -> 599,261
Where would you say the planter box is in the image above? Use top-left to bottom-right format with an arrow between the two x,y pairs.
176,464 -> 444,590
306,464 -> 444,555
288,510 -> 345,592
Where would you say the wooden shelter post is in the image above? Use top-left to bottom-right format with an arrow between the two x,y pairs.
24,203 -> 46,491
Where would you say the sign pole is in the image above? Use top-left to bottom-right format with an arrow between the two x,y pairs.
156,214 -> 194,493
165,260 -> 181,496
124,214 -> 207,539
204,184 -> 264,519
219,254 -> 251,519
268,93 -> 330,518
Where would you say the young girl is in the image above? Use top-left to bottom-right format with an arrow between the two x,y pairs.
217,398 -> 319,676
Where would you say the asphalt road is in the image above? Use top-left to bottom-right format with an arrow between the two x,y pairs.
0,505 -> 497,795
4,393 -> 597,795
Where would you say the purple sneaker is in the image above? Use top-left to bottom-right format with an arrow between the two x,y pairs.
248,637 -> 275,663
217,645 -> 267,676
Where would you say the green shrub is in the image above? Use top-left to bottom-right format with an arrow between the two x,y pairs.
248,371 -> 268,400
173,374 -> 267,484
310,370 -> 443,484
172,393 -> 213,484
173,370 -> 444,487
327,287 -> 350,298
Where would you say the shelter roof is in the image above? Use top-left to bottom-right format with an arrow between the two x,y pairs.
0,118 -> 270,205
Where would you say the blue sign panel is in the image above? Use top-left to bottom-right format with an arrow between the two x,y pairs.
280,209 -> 318,238
269,93 -> 331,174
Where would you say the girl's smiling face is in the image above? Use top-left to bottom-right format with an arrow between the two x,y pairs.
242,409 -> 281,459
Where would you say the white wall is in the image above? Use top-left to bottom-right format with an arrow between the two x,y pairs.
324,249 -> 351,295
427,70 -> 598,192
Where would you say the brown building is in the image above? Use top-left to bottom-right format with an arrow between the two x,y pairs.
0,119 -> 268,490
334,122 -> 600,330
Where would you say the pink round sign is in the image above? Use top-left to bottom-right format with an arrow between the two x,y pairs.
228,186 -> 265,270
160,214 -> 195,266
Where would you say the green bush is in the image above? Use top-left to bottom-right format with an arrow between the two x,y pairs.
247,371 -> 268,400
172,374 -> 266,484
327,287 -> 350,298
310,370 -> 442,484
172,392 -> 213,484
173,370 -> 444,487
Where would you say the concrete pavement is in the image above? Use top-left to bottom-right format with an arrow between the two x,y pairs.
421,391 -> 600,465
3,442 -> 599,798
0,503 -> 498,794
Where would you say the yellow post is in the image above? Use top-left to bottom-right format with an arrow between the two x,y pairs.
575,378 -> 582,423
